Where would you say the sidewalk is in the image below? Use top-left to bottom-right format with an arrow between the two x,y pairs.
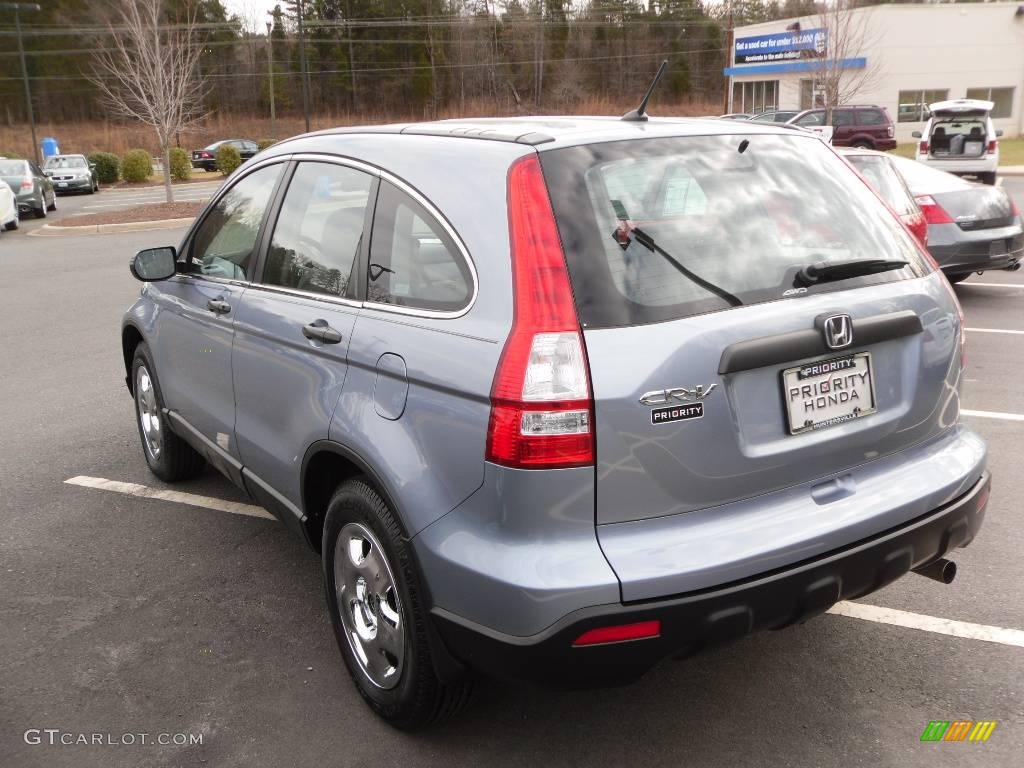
1000,166 -> 1024,177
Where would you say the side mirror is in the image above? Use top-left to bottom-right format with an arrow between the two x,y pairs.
995,129 -> 1004,138
130,247 -> 177,282
89,162 -> 96,170
910,131 -> 922,138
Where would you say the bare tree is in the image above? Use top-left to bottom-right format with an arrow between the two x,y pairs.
89,0 -> 208,203
806,2 -> 882,124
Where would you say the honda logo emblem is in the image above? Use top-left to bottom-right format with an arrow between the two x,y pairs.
822,314 -> 853,350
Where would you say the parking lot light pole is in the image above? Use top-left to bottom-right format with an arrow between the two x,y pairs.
1,2 -> 42,164
266,20 -> 276,140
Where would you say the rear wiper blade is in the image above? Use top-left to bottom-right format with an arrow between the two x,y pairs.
796,258 -> 908,287
630,227 -> 743,308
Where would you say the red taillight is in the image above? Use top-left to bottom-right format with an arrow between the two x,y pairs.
485,155 -> 594,470
915,195 -> 954,225
1011,199 -> 1021,217
887,125 -> 894,138
919,141 -> 929,154
903,212 -> 928,248
573,621 -> 661,647
986,140 -> 997,155
19,178 -> 32,189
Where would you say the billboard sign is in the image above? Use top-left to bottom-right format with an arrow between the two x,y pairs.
734,28 -> 827,65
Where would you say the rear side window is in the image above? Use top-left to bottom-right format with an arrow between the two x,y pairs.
795,111 -> 824,126
540,134 -> 923,329
856,108 -> 885,126
191,164 -> 281,280
845,155 -> 916,216
367,181 -> 472,313
262,162 -> 373,298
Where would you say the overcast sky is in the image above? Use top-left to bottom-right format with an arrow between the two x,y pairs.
224,0 -> 280,31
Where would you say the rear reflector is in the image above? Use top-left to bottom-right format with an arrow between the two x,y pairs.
915,195 -> 954,225
573,621 -> 662,647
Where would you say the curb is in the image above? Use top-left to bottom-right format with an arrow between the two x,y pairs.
28,217 -> 194,237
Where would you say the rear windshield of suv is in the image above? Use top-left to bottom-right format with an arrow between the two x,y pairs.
540,133 -> 923,328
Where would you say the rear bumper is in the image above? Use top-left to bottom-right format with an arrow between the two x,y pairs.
434,470 -> 990,686
929,226 -> 1023,275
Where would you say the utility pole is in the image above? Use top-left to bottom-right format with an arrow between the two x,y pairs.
722,1 -> 734,115
0,2 -> 41,163
266,20 -> 276,139
294,0 -> 311,132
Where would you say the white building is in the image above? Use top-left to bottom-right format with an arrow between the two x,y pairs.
725,2 -> 1024,142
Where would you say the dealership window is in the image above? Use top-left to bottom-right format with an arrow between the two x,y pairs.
732,80 -> 778,114
965,87 -> 1014,119
896,89 -> 948,122
799,79 -> 825,110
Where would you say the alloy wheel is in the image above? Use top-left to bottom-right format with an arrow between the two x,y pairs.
135,365 -> 163,460
334,522 -> 406,689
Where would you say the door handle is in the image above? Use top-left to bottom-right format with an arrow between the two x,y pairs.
207,298 -> 231,315
302,320 -> 343,344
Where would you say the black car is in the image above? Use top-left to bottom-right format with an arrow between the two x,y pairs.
191,139 -> 258,171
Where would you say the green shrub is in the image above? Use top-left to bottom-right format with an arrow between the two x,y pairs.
121,149 -> 153,183
168,147 -> 191,182
215,143 -> 242,176
87,152 -> 119,184
0,150 -> 20,159
257,139 -> 276,151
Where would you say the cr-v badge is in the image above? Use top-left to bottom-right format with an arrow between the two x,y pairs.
639,384 -> 717,426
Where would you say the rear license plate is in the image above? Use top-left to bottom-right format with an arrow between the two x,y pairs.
782,352 -> 876,435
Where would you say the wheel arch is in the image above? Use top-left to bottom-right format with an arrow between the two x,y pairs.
300,440 -> 409,554
122,323 -> 146,394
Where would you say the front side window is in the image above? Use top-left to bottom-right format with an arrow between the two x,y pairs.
540,134 -> 924,328
795,111 -> 824,126
190,164 -> 282,280
261,162 -> 373,298
367,182 -> 472,312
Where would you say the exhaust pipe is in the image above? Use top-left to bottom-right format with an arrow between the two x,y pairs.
913,558 -> 957,584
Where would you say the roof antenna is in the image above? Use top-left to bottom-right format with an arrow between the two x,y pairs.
621,60 -> 669,122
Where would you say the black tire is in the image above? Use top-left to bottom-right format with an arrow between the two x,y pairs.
323,478 -> 472,730
131,342 -> 205,482
35,199 -> 46,219
946,273 -> 970,284
47,192 -> 56,211
4,215 -> 16,231
852,140 -> 873,149
979,172 -> 997,186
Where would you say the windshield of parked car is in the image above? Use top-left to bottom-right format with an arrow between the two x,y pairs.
44,156 -> 87,169
540,133 -> 924,328
0,159 -> 28,176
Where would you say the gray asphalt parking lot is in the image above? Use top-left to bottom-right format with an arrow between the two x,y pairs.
1,179 -> 1022,768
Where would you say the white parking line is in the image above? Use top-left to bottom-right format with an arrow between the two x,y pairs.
959,282 -> 1024,289
965,327 -> 1024,335
961,409 -> 1024,422
64,475 -> 275,520
828,601 -> 1024,648
62,474 -> 1024,649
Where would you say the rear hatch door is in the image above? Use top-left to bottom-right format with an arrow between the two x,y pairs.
929,99 -> 993,119
540,131 -> 958,525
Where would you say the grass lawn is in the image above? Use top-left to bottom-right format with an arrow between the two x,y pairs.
892,137 -> 1024,166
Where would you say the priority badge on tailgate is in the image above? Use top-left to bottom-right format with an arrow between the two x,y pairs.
639,384 -> 717,425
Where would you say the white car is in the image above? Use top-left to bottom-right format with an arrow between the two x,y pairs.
0,178 -> 17,231
913,99 -> 1001,185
